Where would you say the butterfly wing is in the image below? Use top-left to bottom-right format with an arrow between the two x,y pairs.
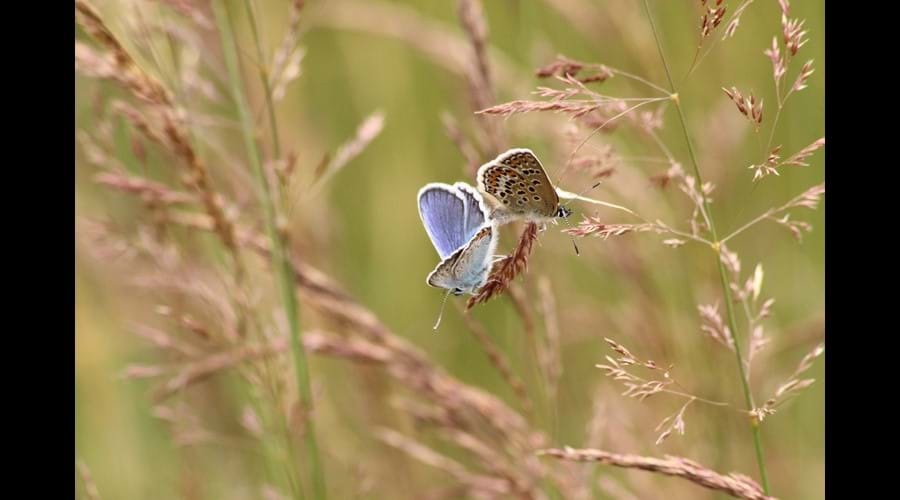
453,182 -> 490,242
451,225 -> 497,289
418,183 -> 470,260
426,225 -> 496,294
477,148 -> 560,219
425,255 -> 458,291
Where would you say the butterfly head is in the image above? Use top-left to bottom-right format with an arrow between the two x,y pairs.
556,205 -> 573,219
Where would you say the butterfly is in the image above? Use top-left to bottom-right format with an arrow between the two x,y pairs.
417,182 -> 499,297
476,148 -> 573,226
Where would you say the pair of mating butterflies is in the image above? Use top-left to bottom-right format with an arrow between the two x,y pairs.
417,149 -> 572,298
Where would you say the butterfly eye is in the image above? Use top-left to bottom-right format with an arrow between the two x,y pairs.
453,288 -> 463,295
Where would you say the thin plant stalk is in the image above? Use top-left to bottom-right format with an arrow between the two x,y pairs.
213,1 -> 327,499
641,0 -> 770,494
240,2 -> 307,496
242,0 -> 283,159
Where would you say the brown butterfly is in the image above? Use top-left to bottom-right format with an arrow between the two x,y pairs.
476,148 -> 572,226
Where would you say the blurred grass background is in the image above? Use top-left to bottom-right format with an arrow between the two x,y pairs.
76,0 -> 824,498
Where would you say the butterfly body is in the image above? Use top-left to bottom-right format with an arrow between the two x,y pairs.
418,182 -> 498,295
476,148 -> 572,225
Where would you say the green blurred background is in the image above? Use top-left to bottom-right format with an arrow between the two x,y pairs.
76,0 -> 824,498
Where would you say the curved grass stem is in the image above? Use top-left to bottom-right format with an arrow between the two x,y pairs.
641,0 -> 770,494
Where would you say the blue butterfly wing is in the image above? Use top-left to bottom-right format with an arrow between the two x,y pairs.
454,182 -> 489,242
418,184 -> 468,260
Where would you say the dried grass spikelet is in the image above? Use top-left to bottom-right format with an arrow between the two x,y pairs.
699,1 -> 727,41
780,1 -> 808,56
76,0 -> 242,262
698,302 -> 735,350
310,0 -> 530,107
75,0 -> 172,106
270,0 -> 306,102
654,398 -> 695,445
311,111 -> 385,190
94,171 -> 196,205
478,97 -> 603,119
377,428 -> 511,497
537,447 -> 774,500
456,0 -> 505,156
752,342 -> 824,423
88,200 -> 572,496
596,338 -> 677,402
467,222 -> 538,309
76,460 -> 102,500
477,69 -> 667,135
564,218 -> 659,239
722,87 -> 763,126
748,137 -> 825,181
456,0 -> 491,103
439,428 -> 536,496
723,0 -> 756,39
535,55 -> 612,83
126,332 -> 395,401
155,0 -> 214,30
764,37 -> 786,85
792,60 -> 815,92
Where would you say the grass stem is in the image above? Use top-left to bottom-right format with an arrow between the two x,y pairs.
213,1 -> 327,498
641,0 -> 770,493
242,0 -> 282,159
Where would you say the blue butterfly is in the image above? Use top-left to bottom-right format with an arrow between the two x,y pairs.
417,182 -> 499,297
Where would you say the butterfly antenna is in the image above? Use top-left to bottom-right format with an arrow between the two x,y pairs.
561,180 -> 604,209
432,289 -> 453,331
562,216 -> 580,256
558,180 -> 603,256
